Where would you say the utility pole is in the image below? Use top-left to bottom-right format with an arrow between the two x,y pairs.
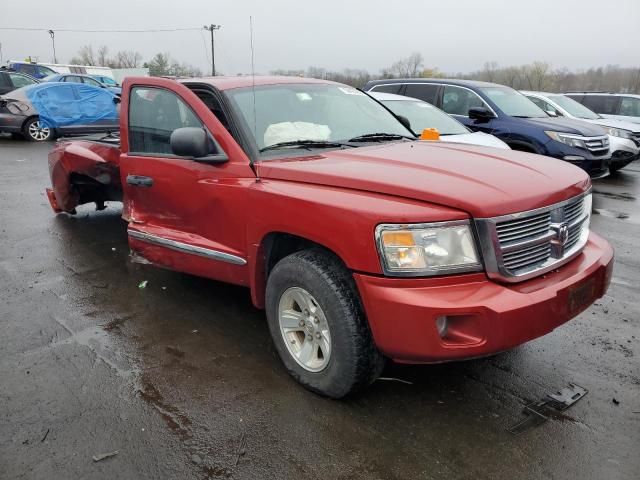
203,24 -> 221,76
48,30 -> 57,63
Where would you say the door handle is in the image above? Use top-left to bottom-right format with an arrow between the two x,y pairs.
126,175 -> 154,187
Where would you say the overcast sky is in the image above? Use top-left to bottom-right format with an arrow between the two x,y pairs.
1,0 -> 638,75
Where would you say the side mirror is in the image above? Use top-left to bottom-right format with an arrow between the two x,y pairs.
170,127 -> 228,163
396,114 -> 412,132
468,107 -> 495,122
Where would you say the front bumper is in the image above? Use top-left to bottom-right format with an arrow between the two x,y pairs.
0,113 -> 26,133
609,135 -> 639,168
355,232 -> 613,363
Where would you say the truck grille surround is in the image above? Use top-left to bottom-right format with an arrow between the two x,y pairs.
474,192 -> 591,282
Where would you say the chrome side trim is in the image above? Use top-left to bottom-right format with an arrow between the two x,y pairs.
128,229 -> 247,266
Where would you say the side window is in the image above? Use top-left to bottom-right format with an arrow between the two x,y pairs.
404,84 -> 439,105
371,84 -> 402,94
527,96 -> 560,116
619,97 -> 640,117
82,77 -> 102,87
9,73 -> 35,88
581,95 -> 620,115
442,85 -> 485,116
129,87 -> 205,155
65,76 -> 83,84
21,64 -> 37,76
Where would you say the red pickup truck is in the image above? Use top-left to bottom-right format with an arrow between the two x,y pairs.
47,76 -> 614,398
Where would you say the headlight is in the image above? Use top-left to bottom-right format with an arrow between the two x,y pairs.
602,127 -> 633,139
545,131 -> 587,149
375,221 -> 482,276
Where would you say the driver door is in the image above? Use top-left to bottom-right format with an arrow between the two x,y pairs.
119,78 -> 256,286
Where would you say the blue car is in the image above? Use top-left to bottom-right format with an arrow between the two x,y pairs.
8,61 -> 58,79
43,73 -> 122,96
0,82 -> 119,141
364,79 -> 611,178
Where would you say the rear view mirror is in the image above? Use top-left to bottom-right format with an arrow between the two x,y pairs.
170,127 -> 227,163
468,107 -> 495,122
396,114 -> 412,132
546,110 -> 558,117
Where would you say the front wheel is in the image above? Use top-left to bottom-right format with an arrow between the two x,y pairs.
265,249 -> 384,398
23,118 -> 52,142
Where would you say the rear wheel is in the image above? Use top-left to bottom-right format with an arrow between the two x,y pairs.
265,249 -> 384,398
23,118 -> 52,142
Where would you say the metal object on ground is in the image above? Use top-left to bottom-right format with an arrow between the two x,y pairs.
508,383 -> 588,435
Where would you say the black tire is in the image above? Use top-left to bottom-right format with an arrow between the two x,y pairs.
265,249 -> 384,398
22,117 -> 53,142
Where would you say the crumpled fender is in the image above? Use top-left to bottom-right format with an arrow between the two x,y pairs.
47,140 -> 121,213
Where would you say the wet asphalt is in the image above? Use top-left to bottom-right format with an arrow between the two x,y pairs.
0,137 -> 638,480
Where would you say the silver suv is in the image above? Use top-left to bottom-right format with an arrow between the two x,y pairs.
565,93 -> 640,125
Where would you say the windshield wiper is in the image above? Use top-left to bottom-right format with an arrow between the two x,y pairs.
347,133 -> 415,142
259,139 -> 350,153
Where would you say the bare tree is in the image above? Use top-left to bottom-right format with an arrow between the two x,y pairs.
381,53 -> 425,78
97,46 -> 109,67
70,45 -> 96,66
112,50 -> 143,69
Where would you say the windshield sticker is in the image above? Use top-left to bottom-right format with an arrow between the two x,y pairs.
338,87 -> 365,96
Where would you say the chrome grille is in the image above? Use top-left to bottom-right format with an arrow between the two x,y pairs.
584,136 -> 609,153
475,192 -> 591,282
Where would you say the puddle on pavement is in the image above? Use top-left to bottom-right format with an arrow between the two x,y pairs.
593,208 -> 640,224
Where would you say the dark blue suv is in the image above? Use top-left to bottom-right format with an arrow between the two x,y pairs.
364,79 -> 611,178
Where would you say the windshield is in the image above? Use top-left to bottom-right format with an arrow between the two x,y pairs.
225,84 -> 412,154
99,77 -> 118,86
481,86 -> 547,118
42,75 -> 59,82
381,99 -> 468,135
549,94 -> 600,119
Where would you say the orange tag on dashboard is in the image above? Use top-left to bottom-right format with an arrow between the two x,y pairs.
420,128 -> 440,141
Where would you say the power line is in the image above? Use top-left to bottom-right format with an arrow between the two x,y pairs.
0,26 -> 202,33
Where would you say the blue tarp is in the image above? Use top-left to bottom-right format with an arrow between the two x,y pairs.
24,82 -> 118,129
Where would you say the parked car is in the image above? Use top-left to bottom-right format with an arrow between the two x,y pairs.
0,69 -> 39,95
369,91 -> 509,149
364,79 -> 612,178
46,76 -> 613,398
522,91 -> 639,173
565,92 -> 640,125
0,82 -> 119,141
90,75 -> 120,87
43,73 -> 122,96
7,61 -> 58,79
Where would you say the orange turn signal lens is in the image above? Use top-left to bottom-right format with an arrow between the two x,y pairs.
381,231 -> 415,247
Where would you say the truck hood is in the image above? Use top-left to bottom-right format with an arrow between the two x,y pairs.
521,116 -> 607,136
256,141 -> 591,218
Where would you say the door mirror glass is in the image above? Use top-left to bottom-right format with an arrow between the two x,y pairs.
468,107 -> 495,121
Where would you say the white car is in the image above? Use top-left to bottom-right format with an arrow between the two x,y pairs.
522,91 -> 639,173
368,91 -> 510,149
564,92 -> 640,125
